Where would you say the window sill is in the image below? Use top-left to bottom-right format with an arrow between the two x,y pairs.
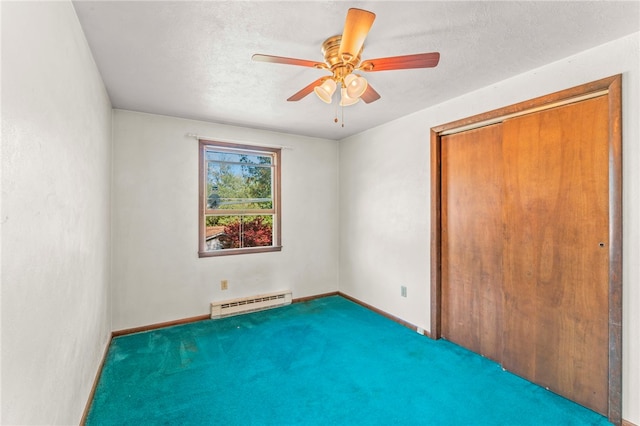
198,246 -> 282,258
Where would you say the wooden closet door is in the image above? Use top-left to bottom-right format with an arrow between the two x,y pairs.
501,96 -> 610,415
441,124 -> 504,362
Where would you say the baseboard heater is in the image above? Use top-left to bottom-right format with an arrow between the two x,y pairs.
210,290 -> 292,319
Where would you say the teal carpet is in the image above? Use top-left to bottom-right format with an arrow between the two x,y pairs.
86,296 -> 611,425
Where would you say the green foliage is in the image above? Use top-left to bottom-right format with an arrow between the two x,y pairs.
206,215 -> 272,227
205,150 -> 276,250
206,153 -> 273,210
206,216 -> 234,227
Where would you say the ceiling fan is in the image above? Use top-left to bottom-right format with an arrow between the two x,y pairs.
252,8 -> 440,107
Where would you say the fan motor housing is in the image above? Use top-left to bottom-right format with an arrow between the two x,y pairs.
322,35 -> 362,78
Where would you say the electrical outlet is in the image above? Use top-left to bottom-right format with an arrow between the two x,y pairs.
401,286 -> 407,297
221,280 -> 228,290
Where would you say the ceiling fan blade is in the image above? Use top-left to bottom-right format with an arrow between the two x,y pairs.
359,52 -> 440,72
338,8 -> 376,62
287,77 -> 328,102
360,83 -> 381,104
252,54 -> 326,69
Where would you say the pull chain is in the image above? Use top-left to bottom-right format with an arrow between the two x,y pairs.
331,83 -> 345,128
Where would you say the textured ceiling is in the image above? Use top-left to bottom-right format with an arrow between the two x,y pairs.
73,1 -> 640,140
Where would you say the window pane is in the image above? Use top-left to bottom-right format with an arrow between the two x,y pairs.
206,161 -> 273,210
199,141 -> 280,258
205,150 -> 272,165
205,215 -> 273,251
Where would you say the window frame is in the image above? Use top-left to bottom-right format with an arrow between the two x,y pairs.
198,139 -> 282,257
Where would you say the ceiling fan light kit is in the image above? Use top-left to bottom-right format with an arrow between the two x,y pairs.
314,78 -> 337,103
344,73 -> 367,99
339,87 -> 360,106
252,8 -> 440,117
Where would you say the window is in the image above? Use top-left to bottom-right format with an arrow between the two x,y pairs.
199,140 -> 281,257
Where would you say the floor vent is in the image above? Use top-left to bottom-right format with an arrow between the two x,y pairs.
210,290 -> 292,319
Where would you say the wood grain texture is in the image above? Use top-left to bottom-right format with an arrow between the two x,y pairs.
251,54 -> 323,69
431,75 -> 620,135
606,75 -> 623,425
430,129 -> 442,339
431,75 -> 622,424
441,124 -> 504,362
361,52 -> 440,71
287,77 -> 328,102
360,83 -> 381,103
339,8 -> 376,60
501,96 -> 610,415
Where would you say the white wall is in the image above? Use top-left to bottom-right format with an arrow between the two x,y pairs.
111,110 -> 339,330
338,32 -> 640,423
3,1 -> 634,423
1,2 -> 113,424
